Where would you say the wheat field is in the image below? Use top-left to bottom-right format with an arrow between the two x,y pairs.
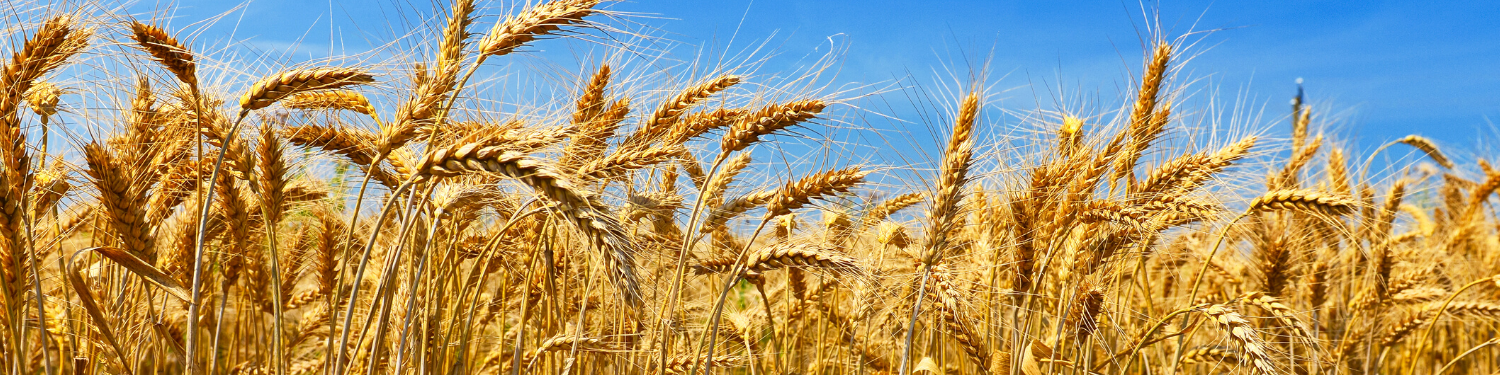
0,1 -> 1496,374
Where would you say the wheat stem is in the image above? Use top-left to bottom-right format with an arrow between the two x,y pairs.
655,152 -> 734,374
184,110 -> 248,375
330,177 -> 422,374
1120,305 -> 1205,374
1437,338 -> 1499,375
694,219 -> 773,375
1407,275 -> 1500,374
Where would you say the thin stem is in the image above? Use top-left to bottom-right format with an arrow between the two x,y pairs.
331,178 -> 422,374
29,114 -> 55,375
1091,319 -> 1201,372
510,220 -> 551,375
897,269 -> 931,375
360,188 -> 426,375
1407,275 -> 1498,374
185,110 -> 250,375
1120,305 -> 1202,375
753,282 -> 782,373
695,218 -> 773,375
1185,211 -> 1250,305
656,152 -> 733,374
393,207 -> 450,371
208,278 -> 231,375
1358,139 -> 1403,183
261,201 -> 287,375
323,148 -> 384,374
1437,338 -> 1498,375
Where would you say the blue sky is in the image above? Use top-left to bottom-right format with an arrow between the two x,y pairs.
165,0 -> 1500,158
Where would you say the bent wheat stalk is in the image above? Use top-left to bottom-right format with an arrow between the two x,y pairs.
1360,134 -> 1453,181
187,67 -> 374,375
1186,189 -> 1354,303
1407,274 -> 1500,374
696,167 -> 868,374
418,143 -> 641,305
66,247 -> 190,375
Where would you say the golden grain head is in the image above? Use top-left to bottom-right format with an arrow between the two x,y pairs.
239,67 -> 376,111
6,5 -> 1497,375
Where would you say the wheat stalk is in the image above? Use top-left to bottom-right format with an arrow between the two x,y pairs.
901,90 -> 980,375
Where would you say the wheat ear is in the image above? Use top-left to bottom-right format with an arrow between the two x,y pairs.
1240,291 -> 1313,342
665,108 -> 746,145
239,68 -> 376,111
1188,189 -> 1354,306
1110,42 -> 1172,190
83,143 -> 155,260
1200,304 -> 1277,374
479,0 -> 605,57
561,65 -> 617,169
862,192 -> 925,227
1397,135 -> 1454,169
627,75 -> 742,148
765,167 -> 870,218
1407,274 -> 1500,374
1180,346 -> 1241,364
129,21 -> 197,87
692,242 -> 862,276
720,99 -> 826,154
901,90 -> 980,375
418,143 -> 641,306
282,90 -> 377,118
931,265 -> 992,373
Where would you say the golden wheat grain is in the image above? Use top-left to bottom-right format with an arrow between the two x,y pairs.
281,90 -> 377,117
129,21 -> 197,86
1200,304 -> 1277,374
83,143 -> 155,260
1397,135 -> 1455,169
418,143 -> 641,305
700,153 -> 753,207
765,167 -> 869,218
1180,346 -> 1240,364
661,355 -> 743,374
24,81 -> 61,116
1063,284 -> 1105,341
720,99 -> 826,154
628,75 -> 742,148
665,108 -> 746,146
1381,312 -> 1431,346
256,123 -> 289,226
240,68 -> 376,111
1248,189 -> 1357,217
479,0 -> 604,57
1240,291 -> 1312,341
862,192 -> 925,227
929,265 -> 992,373
921,91 -> 979,264
576,146 -> 684,181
